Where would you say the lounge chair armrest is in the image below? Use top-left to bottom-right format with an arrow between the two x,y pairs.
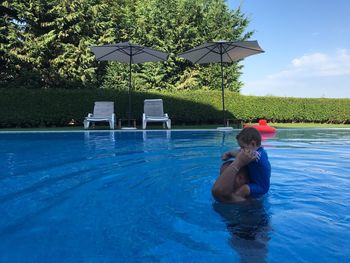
87,113 -> 93,117
164,113 -> 169,118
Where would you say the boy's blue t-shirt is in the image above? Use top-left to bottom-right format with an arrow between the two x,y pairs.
247,147 -> 271,197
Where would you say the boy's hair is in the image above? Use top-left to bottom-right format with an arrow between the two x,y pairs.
236,127 -> 262,146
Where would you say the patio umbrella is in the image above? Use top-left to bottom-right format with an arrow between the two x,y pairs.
178,40 -> 264,128
90,42 -> 168,128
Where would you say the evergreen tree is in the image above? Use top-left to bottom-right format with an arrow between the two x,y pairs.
102,0 -> 252,92
1,0 -> 253,91
0,0 -> 22,86
1,0 -> 120,88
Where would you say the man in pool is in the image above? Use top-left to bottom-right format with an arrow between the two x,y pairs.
212,127 -> 271,203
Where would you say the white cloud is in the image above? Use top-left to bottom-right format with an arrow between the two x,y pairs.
292,49 -> 350,76
242,49 -> 350,98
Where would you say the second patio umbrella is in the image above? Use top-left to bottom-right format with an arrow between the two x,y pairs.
179,40 -> 264,127
90,42 -> 168,128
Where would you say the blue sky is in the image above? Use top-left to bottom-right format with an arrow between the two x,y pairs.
227,0 -> 350,98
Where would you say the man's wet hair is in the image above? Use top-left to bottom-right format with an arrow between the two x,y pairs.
236,127 -> 262,146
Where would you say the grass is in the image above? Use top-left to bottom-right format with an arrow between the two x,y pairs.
0,122 -> 349,131
268,122 -> 350,129
173,123 -> 350,129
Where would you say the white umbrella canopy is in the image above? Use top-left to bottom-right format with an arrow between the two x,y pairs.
90,42 -> 168,63
178,40 -> 264,129
178,40 -> 264,64
90,42 -> 169,128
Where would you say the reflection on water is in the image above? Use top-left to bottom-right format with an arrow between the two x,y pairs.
261,132 -> 276,141
143,130 -> 171,141
83,130 -> 116,142
213,199 -> 271,263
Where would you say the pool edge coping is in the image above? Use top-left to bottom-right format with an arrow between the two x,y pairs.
1,128 -> 350,134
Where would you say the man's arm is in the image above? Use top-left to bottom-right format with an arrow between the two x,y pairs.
212,150 -> 255,202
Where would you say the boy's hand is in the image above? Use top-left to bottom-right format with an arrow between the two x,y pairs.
221,152 -> 231,161
221,150 -> 240,161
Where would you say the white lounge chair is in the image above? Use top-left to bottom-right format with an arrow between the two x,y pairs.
84,101 -> 116,129
142,99 -> 171,129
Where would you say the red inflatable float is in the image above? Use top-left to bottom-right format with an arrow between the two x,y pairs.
244,119 -> 276,133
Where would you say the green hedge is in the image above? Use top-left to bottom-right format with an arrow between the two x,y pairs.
0,88 -> 349,128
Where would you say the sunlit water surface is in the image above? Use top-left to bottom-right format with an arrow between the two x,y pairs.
0,129 -> 349,262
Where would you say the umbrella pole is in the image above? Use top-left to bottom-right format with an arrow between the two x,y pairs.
128,48 -> 132,127
220,50 -> 226,127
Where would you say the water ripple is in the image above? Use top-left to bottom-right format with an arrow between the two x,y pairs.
0,129 -> 350,262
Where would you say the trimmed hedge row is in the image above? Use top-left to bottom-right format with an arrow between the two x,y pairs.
228,95 -> 350,123
0,88 -> 349,128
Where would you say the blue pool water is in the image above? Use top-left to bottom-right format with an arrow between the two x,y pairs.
0,129 -> 349,262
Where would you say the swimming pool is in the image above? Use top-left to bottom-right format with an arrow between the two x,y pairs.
0,129 -> 349,262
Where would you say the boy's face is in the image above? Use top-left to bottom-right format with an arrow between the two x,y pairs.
237,138 -> 257,151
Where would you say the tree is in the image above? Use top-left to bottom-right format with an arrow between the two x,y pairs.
102,0 -> 253,92
1,0 -> 120,88
0,0 -> 22,85
1,0 -> 253,91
